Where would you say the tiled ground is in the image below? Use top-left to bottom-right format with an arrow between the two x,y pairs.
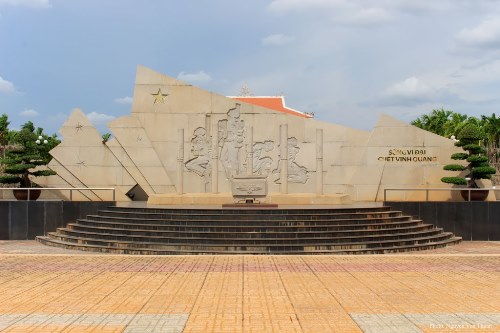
0,242 -> 498,332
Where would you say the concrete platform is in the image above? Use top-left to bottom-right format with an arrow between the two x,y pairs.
0,241 -> 498,332
147,192 -> 352,205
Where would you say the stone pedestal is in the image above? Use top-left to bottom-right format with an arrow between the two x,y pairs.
231,176 -> 268,202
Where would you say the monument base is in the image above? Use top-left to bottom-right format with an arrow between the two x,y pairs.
147,192 -> 352,205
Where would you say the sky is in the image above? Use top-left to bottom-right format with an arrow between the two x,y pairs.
1,0 -> 500,136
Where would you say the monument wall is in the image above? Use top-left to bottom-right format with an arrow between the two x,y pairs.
42,65 -> 491,203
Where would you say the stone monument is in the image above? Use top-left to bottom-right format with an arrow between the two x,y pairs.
40,65 -> 495,203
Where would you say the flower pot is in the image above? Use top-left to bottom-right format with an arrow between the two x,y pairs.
460,189 -> 489,201
13,189 -> 42,201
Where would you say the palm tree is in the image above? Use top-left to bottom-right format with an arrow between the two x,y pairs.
443,112 -> 468,138
481,113 -> 500,146
0,114 -> 9,159
411,108 -> 453,137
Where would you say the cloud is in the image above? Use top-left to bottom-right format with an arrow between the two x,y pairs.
338,7 -> 392,25
20,109 -> 39,117
0,76 -> 16,93
177,71 -> 212,83
114,96 -> 133,104
456,16 -> 500,49
267,0 -> 339,13
267,1 -> 392,26
86,112 -> 115,125
0,0 -> 51,8
377,76 -> 445,107
267,0 -> 481,15
386,77 -> 432,97
262,33 -> 294,46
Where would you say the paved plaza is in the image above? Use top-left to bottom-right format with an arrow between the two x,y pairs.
0,241 -> 499,332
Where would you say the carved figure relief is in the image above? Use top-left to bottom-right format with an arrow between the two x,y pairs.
218,103 -> 245,178
185,127 -> 211,184
273,137 -> 309,184
253,141 -> 274,175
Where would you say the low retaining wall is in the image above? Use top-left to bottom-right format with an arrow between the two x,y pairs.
2,200 -> 498,241
385,201 -> 500,241
0,201 -> 115,240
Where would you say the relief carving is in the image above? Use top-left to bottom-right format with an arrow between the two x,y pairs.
185,127 -> 211,184
273,137 -> 309,184
253,141 -> 274,175
218,103 -> 245,178
236,184 -> 263,195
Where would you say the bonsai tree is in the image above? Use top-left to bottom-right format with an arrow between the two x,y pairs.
0,121 -> 58,188
441,122 -> 496,188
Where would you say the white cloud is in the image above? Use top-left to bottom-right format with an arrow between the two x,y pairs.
86,112 -> 115,125
268,1 -> 392,26
0,0 -> 51,8
378,76 -> 446,106
177,71 -> 212,83
338,7 -> 392,25
0,76 -> 16,93
386,77 -> 432,98
262,33 -> 294,46
20,109 -> 39,117
456,16 -> 500,49
381,0 -> 450,14
114,96 -> 133,104
267,0 -> 482,15
267,0 -> 341,13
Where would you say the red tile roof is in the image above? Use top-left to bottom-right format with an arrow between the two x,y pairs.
230,96 -> 312,118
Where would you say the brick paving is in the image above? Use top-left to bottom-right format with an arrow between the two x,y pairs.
0,242 -> 498,332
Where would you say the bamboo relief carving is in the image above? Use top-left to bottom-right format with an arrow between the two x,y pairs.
185,127 -> 211,184
253,141 -> 274,175
218,104 -> 245,178
273,137 -> 309,184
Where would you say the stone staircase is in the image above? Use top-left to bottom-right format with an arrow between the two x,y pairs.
36,205 -> 461,254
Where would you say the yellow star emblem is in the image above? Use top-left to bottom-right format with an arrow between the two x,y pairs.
151,88 -> 168,104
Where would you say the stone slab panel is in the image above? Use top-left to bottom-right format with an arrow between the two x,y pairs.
27,201 -> 45,239
10,201 -> 28,240
0,201 -> 9,240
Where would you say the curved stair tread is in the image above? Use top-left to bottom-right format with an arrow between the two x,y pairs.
62,225 -> 442,240
97,208 -> 401,218
67,222 -> 435,235
36,235 -> 462,255
36,205 -> 461,255
75,219 -> 423,232
45,230 -> 456,248
84,214 -> 413,225
100,206 -> 393,215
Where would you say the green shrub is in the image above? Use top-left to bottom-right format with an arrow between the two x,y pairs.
443,164 -> 466,171
0,121 -> 58,188
441,122 -> 496,188
441,177 -> 467,185
451,153 -> 468,160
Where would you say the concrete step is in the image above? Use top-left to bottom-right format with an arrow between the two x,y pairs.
97,208 -> 401,221
46,229 -> 454,249
36,205 -> 461,255
67,222 -> 436,239
84,214 -> 413,226
58,225 -> 443,243
36,235 -> 462,255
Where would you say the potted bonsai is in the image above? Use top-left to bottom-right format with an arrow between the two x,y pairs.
0,121 -> 58,200
441,122 -> 496,201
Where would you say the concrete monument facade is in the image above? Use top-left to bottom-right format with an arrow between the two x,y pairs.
41,65 -> 494,203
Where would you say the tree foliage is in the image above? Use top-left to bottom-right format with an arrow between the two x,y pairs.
0,121 -> 59,187
480,113 -> 500,145
412,109 -> 499,145
441,122 -> 496,188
